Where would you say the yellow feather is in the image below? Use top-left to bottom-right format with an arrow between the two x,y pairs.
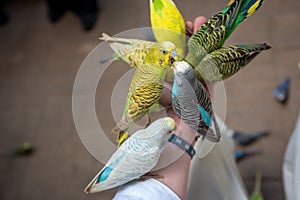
150,0 -> 186,58
247,0 -> 262,17
117,131 -> 129,147
227,0 -> 236,6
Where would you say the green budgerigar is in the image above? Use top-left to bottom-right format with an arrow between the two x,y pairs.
195,43 -> 271,82
185,0 -> 265,68
99,33 -> 177,67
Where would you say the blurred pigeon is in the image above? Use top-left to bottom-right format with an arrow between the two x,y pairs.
273,78 -> 290,103
232,130 -> 270,146
235,149 -> 262,162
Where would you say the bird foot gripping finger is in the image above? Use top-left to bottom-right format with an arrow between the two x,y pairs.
165,104 -> 173,112
138,173 -> 164,182
185,26 -> 193,37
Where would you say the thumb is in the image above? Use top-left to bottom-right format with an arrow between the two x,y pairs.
193,16 -> 207,33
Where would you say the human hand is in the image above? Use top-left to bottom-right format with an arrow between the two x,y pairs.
159,16 -> 210,145
186,16 -> 216,100
160,16 -> 214,109
154,17 -> 211,199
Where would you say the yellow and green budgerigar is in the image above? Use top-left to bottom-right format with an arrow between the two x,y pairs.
112,62 -> 173,146
150,0 -> 186,82
99,33 -> 177,68
149,0 -> 186,57
107,41 -> 177,146
185,0 -> 265,68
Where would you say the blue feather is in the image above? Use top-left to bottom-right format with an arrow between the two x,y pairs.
172,75 -> 179,99
97,154 -> 125,183
198,106 -> 212,126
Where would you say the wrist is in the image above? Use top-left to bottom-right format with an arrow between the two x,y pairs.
173,120 -> 198,147
169,134 -> 196,159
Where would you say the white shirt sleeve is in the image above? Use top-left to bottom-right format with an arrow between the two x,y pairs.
113,178 -> 180,200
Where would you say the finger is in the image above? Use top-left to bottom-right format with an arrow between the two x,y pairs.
185,21 -> 194,37
186,21 -> 194,32
159,82 -> 173,107
193,16 -> 207,33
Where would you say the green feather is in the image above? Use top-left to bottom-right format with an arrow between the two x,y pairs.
225,0 -> 265,41
153,0 -> 164,15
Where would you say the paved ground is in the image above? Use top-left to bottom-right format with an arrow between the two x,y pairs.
0,0 -> 299,199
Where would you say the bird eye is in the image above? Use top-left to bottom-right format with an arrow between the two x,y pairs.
161,50 -> 167,55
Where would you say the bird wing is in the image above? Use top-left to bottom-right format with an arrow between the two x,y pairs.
84,133 -> 161,193
112,82 -> 163,136
127,83 -> 164,119
99,33 -> 155,65
198,43 -> 270,81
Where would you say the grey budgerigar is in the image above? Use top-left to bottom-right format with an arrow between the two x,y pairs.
172,61 -> 221,158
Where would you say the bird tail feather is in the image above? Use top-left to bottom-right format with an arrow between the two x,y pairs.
223,0 -> 265,39
99,33 -> 132,44
117,131 -> 130,147
196,114 -> 221,159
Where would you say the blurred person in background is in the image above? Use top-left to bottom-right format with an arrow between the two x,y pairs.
46,0 -> 99,31
283,109 -> 300,200
0,0 -> 9,25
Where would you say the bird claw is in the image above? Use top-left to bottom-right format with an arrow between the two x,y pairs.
138,173 -> 164,182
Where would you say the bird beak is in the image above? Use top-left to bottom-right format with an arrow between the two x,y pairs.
169,50 -> 177,64
169,56 -> 175,64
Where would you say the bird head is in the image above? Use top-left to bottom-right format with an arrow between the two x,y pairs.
159,117 -> 176,147
146,41 -> 177,68
173,61 -> 197,87
141,117 -> 176,148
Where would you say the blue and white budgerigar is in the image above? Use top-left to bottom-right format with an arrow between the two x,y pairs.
84,117 -> 176,193
172,61 -> 220,158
